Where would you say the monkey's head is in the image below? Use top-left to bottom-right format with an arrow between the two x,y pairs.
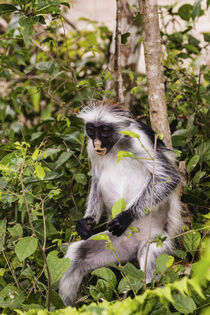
78,100 -> 131,156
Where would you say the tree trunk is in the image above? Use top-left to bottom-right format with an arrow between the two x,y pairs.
138,0 -> 172,148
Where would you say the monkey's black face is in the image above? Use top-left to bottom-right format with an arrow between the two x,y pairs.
86,122 -> 118,156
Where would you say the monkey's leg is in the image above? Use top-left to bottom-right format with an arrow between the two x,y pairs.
59,231 -> 139,306
137,235 -> 174,283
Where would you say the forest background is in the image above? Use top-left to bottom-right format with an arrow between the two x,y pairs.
0,0 -> 209,314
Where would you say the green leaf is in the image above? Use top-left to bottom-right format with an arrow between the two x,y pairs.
122,262 -> 144,279
8,224 -> 23,237
46,251 -> 70,285
173,249 -> 187,260
97,279 -> 114,301
156,254 -> 174,274
89,285 -> 102,302
177,4 -> 193,21
33,220 -> 57,239
35,62 -> 55,74
192,0 -> 202,20
117,150 -> 136,163
172,129 -> 188,147
0,4 -> 18,15
35,164 -> 45,180
92,267 -> 117,288
19,16 -> 39,44
118,274 -> 143,294
74,173 -> 87,185
172,293 -> 196,314
183,231 -> 201,254
0,178 -> 7,190
193,171 -> 206,184
120,130 -> 140,139
186,155 -> 199,173
111,198 -> 126,219
0,284 -> 25,307
32,149 -> 40,161
15,237 -> 38,262
76,80 -> 89,87
91,233 -> 110,241
55,151 -> 72,169
29,87 -> 40,112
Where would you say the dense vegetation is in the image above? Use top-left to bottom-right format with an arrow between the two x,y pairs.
0,0 -> 209,314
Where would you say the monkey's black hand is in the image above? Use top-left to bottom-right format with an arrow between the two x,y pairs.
76,217 -> 96,240
107,210 -> 133,237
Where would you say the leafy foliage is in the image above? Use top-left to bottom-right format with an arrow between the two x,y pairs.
0,0 -> 209,313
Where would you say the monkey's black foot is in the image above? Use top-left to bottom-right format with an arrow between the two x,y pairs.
107,210 -> 133,237
76,217 -> 96,240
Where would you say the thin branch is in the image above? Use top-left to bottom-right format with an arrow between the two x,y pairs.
115,0 -> 124,104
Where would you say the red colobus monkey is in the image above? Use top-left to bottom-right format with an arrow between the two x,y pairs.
59,101 -> 183,305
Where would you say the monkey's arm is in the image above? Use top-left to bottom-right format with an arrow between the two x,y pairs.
108,159 -> 180,236
76,175 -> 104,239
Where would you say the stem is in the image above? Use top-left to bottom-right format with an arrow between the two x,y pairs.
115,0 -> 124,104
3,251 -> 21,289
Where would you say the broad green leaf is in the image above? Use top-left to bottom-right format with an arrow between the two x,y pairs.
92,267 -> 117,288
111,198 -> 126,218
91,233 -> 110,241
15,237 -> 38,262
29,87 -> 40,112
120,130 -> 140,139
118,274 -> 143,294
35,164 -> 45,180
193,171 -> 206,184
122,262 -> 144,279
177,4 -> 193,21
172,293 -> 196,314
55,151 -> 72,169
0,284 -> 25,307
0,4 -> 18,15
46,251 -> 70,285
186,155 -> 199,173
74,173 -> 87,185
117,150 -> 136,163
203,32 -> 210,42
19,16 -> 39,44
183,231 -> 201,254
97,279 -> 114,301
0,178 -> 7,190
32,149 -> 40,161
156,254 -> 174,274
8,223 -> 23,237
76,80 -> 88,87
89,285 -> 103,302
35,62 -> 55,74
172,129 -> 188,147
1,150 -> 23,172
173,249 -> 187,260
33,220 -> 57,239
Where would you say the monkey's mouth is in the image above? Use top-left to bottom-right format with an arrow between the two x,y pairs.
95,148 -> 107,156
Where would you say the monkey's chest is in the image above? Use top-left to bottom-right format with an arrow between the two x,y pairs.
98,160 -> 147,211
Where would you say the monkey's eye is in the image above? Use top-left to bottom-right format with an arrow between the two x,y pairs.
86,126 -> 95,137
100,127 -> 112,137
